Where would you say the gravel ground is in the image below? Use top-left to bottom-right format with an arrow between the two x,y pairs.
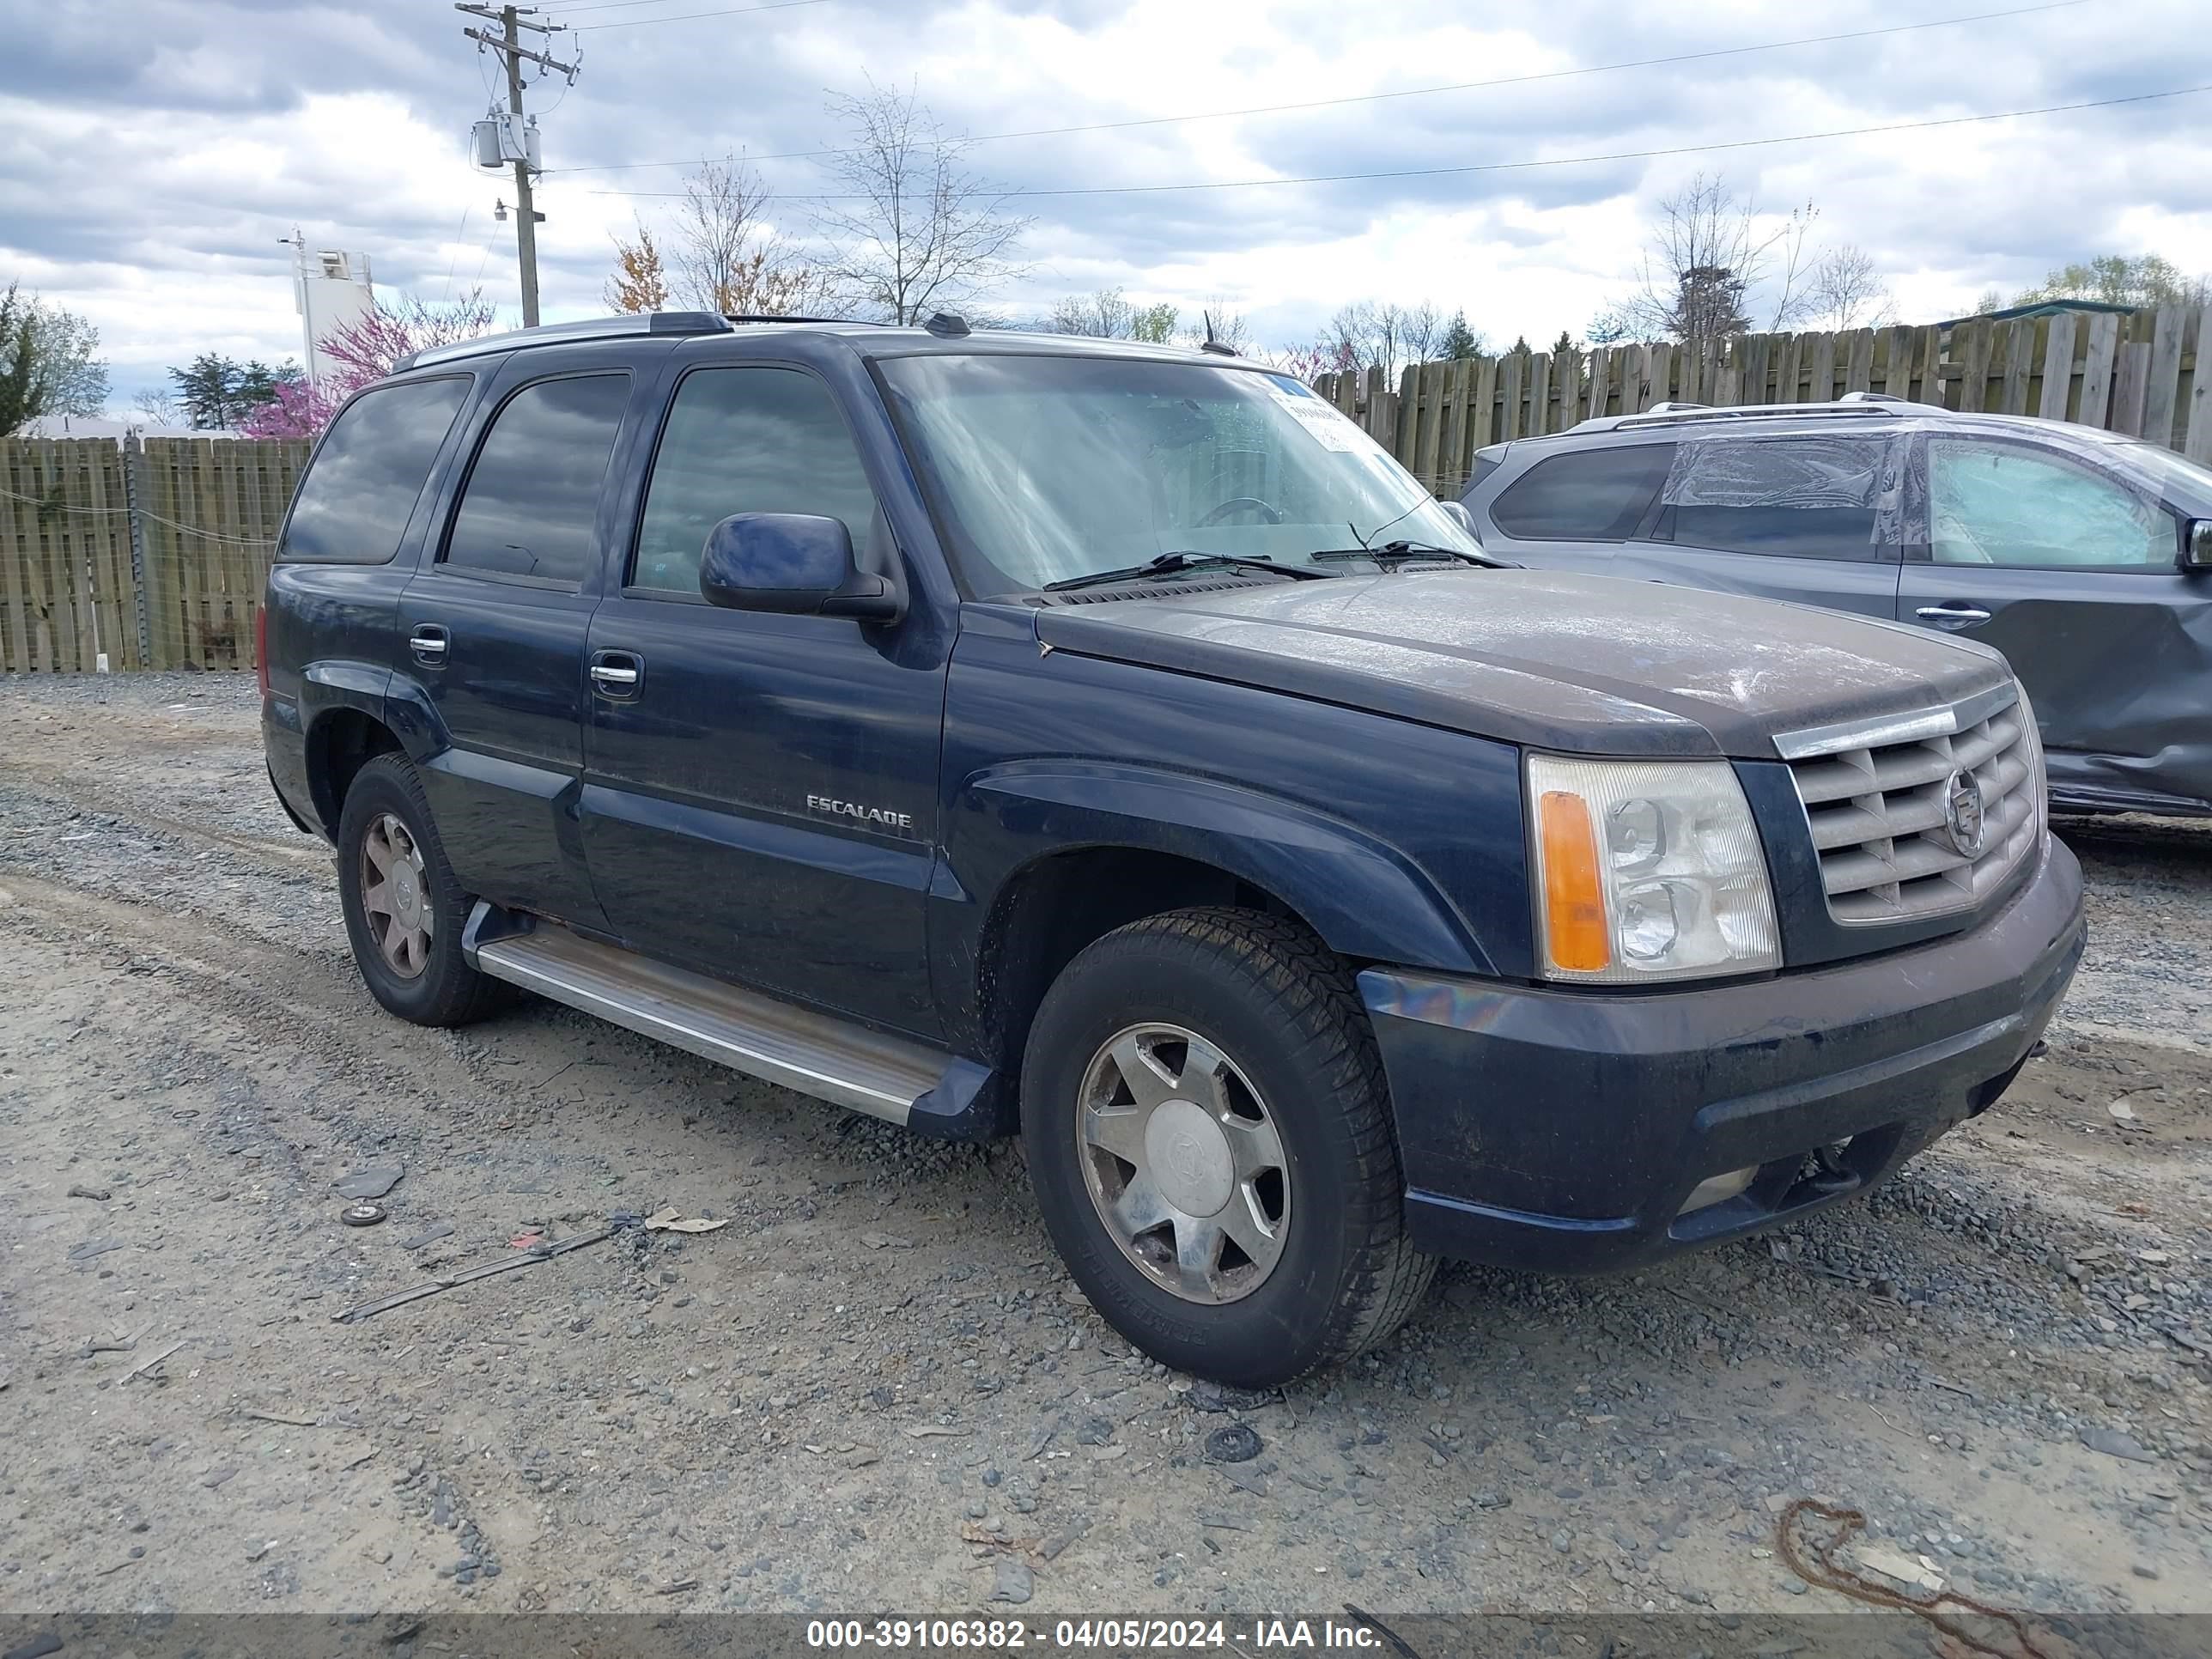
2,672 -> 2208,1629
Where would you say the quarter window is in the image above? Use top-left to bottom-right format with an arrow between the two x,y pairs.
279,378 -> 468,564
444,374 -> 631,585
1929,440 -> 2173,568
632,368 -> 878,594
1488,445 -> 1674,541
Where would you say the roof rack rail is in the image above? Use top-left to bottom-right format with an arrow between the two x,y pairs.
723,313 -> 888,325
1606,398 -> 1942,432
402,310 -> 733,371
1643,400 -> 1710,414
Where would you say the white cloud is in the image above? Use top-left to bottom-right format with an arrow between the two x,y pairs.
3,0 -> 2209,404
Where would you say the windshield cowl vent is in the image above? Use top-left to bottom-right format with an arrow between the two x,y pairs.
1037,578 -> 1273,605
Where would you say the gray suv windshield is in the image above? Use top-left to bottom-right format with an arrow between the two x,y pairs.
877,354 -> 1481,593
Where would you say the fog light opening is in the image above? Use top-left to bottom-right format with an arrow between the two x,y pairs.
1677,1164 -> 1759,1216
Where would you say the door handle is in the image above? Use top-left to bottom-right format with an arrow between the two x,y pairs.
409,625 -> 449,663
589,650 -> 644,697
1914,604 -> 1992,629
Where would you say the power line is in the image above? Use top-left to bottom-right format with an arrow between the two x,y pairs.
548,0 -> 2087,175
583,82 -> 2212,203
538,0 -> 748,14
568,0 -> 831,31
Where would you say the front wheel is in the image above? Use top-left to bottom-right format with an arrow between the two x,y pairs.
336,753 -> 507,1028
1020,908 -> 1436,1388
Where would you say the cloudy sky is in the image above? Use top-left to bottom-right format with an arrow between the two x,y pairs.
5,0 -> 2210,406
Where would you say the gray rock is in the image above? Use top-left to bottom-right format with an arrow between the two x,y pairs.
989,1557 -> 1034,1604
334,1164 -> 404,1200
2081,1427 -> 2156,1463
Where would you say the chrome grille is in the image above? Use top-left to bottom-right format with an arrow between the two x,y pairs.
1778,684 -> 2042,924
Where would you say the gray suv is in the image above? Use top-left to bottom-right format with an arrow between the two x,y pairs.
1461,397 -> 2212,818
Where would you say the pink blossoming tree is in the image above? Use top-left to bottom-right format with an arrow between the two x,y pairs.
241,289 -> 501,439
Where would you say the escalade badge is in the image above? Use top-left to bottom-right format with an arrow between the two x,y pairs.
806,793 -> 915,834
1942,769 -> 1985,860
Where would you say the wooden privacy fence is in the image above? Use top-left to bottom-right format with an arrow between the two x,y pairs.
1314,304 -> 2212,497
1,435 -> 310,674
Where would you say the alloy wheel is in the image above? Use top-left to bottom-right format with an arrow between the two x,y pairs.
1073,1022 -> 1291,1304
360,811 -> 434,980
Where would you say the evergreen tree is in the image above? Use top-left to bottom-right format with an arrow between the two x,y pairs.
1438,310 -> 1482,359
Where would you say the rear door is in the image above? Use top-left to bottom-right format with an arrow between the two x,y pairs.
1899,433 -> 2211,812
578,358 -> 951,1038
1609,432 -> 1906,620
396,352 -> 645,927
1472,441 -> 1674,575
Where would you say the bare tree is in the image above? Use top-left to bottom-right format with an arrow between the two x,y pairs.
1324,300 -> 1447,377
1046,289 -> 1180,342
1184,301 -> 1252,353
1805,244 -> 1897,331
1607,173 -> 1820,351
669,156 -> 827,315
814,80 -> 1030,324
130,386 -> 185,425
1398,301 -> 1443,366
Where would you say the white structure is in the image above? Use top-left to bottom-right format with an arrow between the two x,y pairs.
19,415 -> 228,441
284,231 -> 376,393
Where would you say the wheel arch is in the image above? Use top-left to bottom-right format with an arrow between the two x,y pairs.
305,703 -> 404,837
955,764 -> 1492,1085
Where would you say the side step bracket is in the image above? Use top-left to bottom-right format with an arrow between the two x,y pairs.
463,903 -> 997,1133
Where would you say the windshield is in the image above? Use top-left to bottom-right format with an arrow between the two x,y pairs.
875,354 -> 1482,592
2108,442 -> 2212,512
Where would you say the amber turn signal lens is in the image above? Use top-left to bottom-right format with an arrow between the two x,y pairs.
1538,789 -> 1612,974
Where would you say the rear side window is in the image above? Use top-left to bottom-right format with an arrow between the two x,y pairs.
444,374 -> 631,586
1662,436 -> 1892,562
278,378 -> 469,564
631,367 -> 878,594
1489,444 -> 1674,541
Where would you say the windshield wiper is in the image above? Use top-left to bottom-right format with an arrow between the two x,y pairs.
1309,539 -> 1500,568
1041,552 -> 1334,592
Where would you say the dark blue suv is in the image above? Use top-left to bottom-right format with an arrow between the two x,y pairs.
263,313 -> 2085,1386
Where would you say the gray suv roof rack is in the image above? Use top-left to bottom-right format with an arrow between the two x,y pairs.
401,310 -> 733,372
1570,395 -> 1952,434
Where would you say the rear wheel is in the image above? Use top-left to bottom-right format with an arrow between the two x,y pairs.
1021,908 -> 1435,1387
336,754 -> 506,1027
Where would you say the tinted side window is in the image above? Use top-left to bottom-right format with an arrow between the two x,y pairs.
1489,444 -> 1674,541
279,378 -> 469,564
444,374 -> 631,585
631,368 -> 878,594
1662,436 -> 1890,562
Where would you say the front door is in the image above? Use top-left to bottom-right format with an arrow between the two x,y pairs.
398,367 -> 635,927
1899,434 -> 2211,813
580,362 -> 950,1037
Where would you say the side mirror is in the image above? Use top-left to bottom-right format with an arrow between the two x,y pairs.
2185,519 -> 2212,571
1437,499 -> 1482,544
698,514 -> 902,622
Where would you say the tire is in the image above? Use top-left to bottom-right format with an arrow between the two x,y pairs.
336,753 -> 507,1028
1020,907 -> 1436,1388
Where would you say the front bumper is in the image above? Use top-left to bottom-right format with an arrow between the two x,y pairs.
1360,834 -> 2085,1273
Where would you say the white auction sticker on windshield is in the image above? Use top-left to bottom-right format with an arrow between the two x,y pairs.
1267,383 -> 1360,452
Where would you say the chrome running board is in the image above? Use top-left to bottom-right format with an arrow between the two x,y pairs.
465,911 -> 946,1126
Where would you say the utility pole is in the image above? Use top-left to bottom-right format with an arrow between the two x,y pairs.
458,3 -> 575,328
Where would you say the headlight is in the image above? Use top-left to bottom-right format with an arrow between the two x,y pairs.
1528,755 -> 1780,983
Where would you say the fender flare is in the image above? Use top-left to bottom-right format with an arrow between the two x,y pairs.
957,761 -> 1493,976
